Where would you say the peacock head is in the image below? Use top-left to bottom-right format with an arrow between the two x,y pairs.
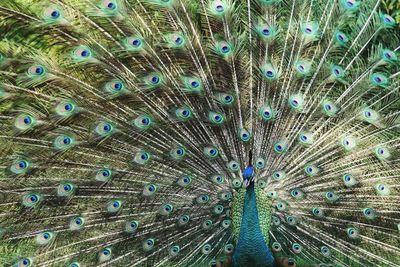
242,165 -> 255,188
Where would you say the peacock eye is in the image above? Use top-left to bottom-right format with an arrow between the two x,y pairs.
287,258 -> 295,266
64,184 -> 72,191
19,160 -> 27,169
216,5 -> 224,11
125,220 -> 139,233
175,37 -> 182,44
273,141 -> 287,153
103,124 -> 111,131
81,50 -> 90,57
143,238 -> 155,251
132,39 -> 141,46
35,66 -> 44,74
24,117 -> 31,124
107,2 -> 116,9
266,71 -> 276,78
113,82 -> 122,90
272,242 -> 281,251
51,10 -> 60,18
64,104 -> 72,110
202,244 -> 212,254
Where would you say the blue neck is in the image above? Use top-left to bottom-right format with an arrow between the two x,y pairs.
232,184 -> 276,267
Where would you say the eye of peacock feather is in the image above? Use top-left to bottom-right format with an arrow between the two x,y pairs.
22,193 -> 41,208
292,243 -> 302,253
255,157 -> 265,169
132,39 -> 141,46
19,160 -> 27,169
143,238 -> 155,252
51,10 -> 60,18
35,66 -> 43,74
273,141 -> 288,154
202,244 -> 212,255
125,220 -> 139,233
380,14 -> 396,28
287,258 -> 296,266
312,208 -> 322,216
335,31 -> 349,45
11,159 -> 30,175
64,103 -> 72,111
23,117 -> 31,124
340,0 -> 360,11
272,242 -> 281,252
107,2 -> 116,9
22,258 -> 32,266
35,231 -> 54,245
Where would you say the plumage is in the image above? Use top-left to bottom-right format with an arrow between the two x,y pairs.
0,0 -> 399,266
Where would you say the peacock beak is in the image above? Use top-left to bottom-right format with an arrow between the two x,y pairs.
243,176 -> 255,188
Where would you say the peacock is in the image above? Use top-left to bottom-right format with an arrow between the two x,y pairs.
0,0 -> 399,266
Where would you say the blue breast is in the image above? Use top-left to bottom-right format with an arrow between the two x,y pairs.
232,183 -> 276,267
